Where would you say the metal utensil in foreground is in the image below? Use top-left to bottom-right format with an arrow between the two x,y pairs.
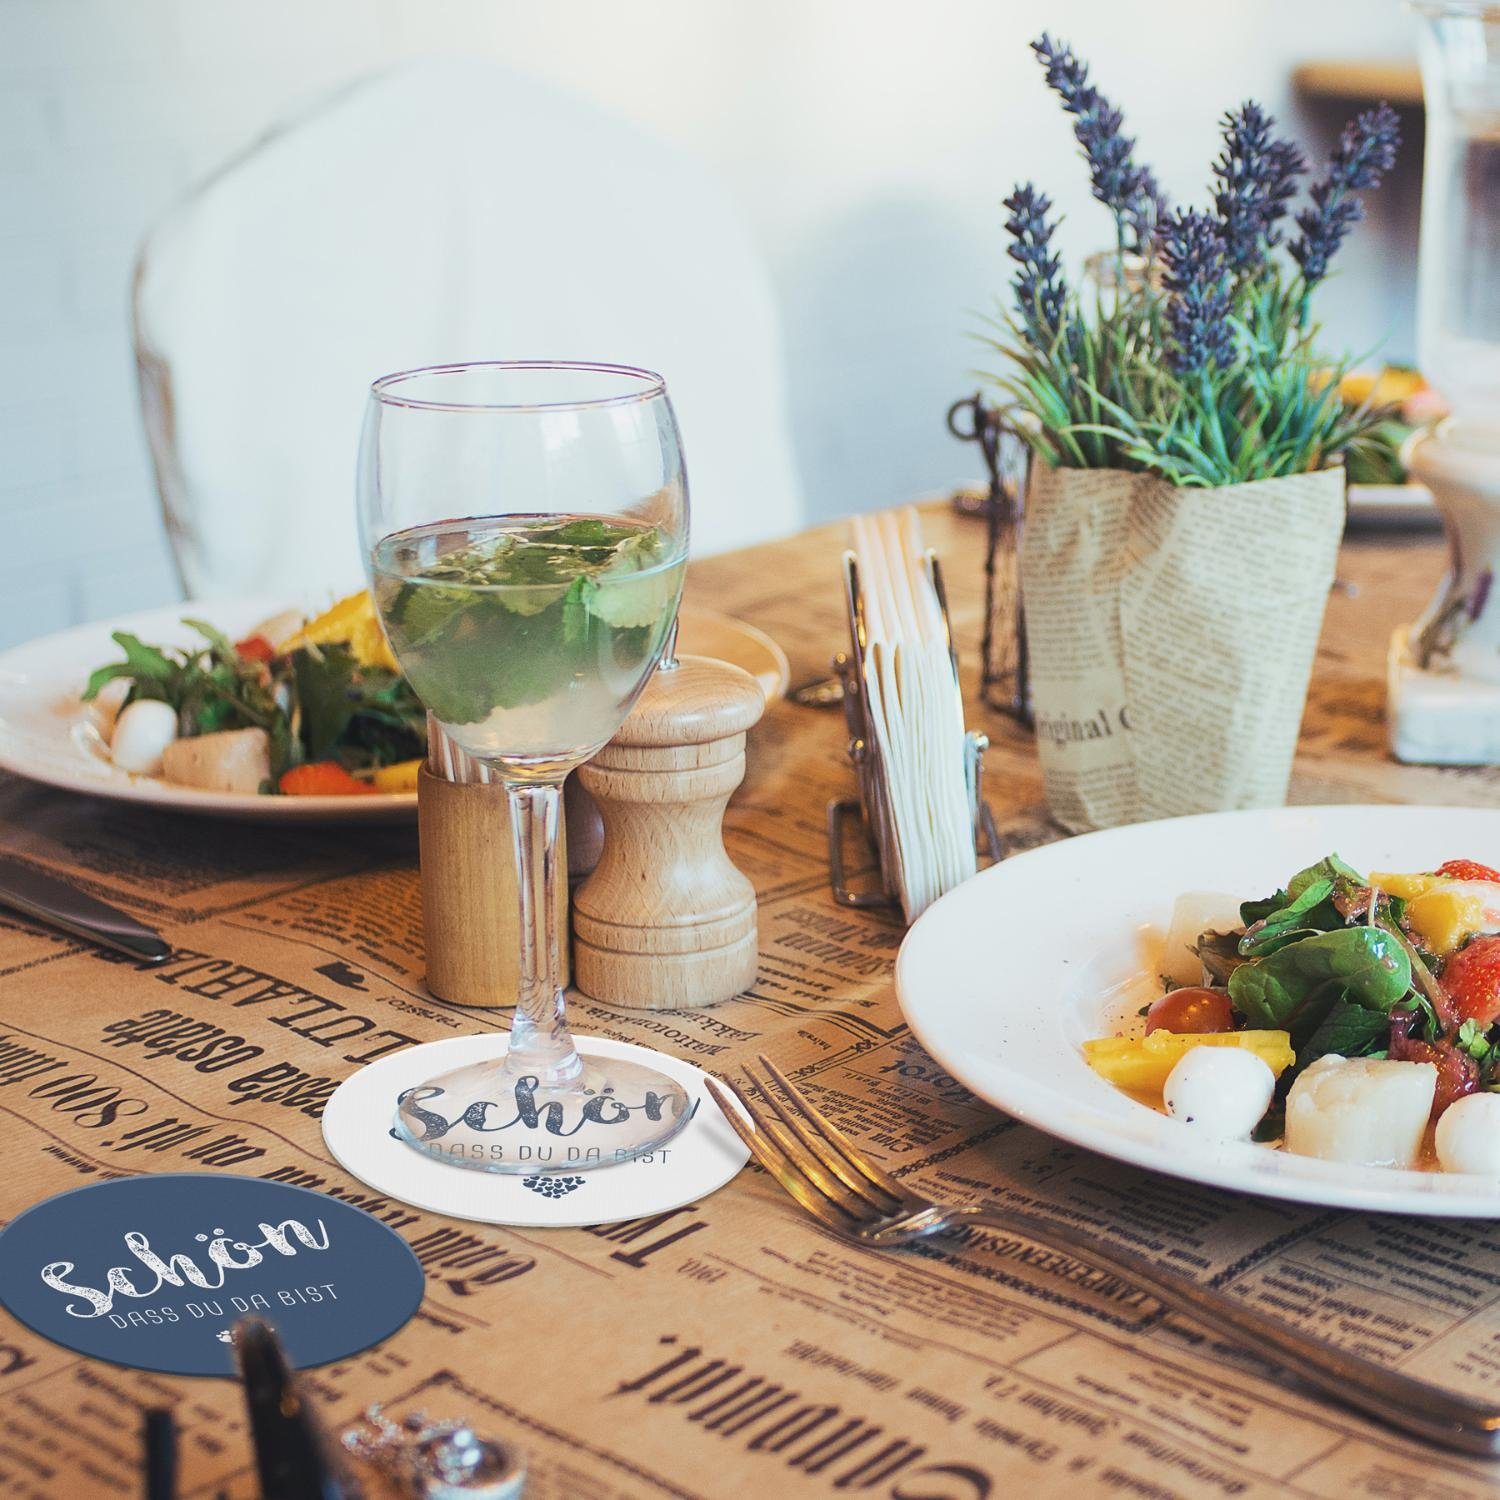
343,1405 -> 526,1498
705,1056 -> 1500,1458
0,854 -> 170,963
234,1319 -> 360,1498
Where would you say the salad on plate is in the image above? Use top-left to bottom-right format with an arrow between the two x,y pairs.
1085,852 -> 1500,1175
84,592 -> 427,798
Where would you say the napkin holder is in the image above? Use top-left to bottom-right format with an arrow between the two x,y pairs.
827,551 -> 1001,909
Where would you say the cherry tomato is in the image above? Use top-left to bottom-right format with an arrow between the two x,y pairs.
235,634 -> 275,663
1144,986 -> 1235,1036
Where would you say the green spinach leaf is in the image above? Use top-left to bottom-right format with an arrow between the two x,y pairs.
1228,925 -> 1412,1042
1296,999 -> 1391,1068
293,644 -> 359,761
1287,853 -> 1365,899
1238,878 -> 1337,957
1240,888 -> 1290,927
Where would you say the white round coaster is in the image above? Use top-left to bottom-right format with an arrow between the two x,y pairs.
321,1034 -> 749,1228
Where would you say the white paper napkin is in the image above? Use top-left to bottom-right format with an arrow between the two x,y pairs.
851,509 -> 977,921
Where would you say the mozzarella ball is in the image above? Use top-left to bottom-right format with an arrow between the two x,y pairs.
1163,1046 -> 1276,1139
109,699 -> 179,774
1435,1092 -> 1500,1176
1285,1055 -> 1436,1168
1159,891 -> 1245,988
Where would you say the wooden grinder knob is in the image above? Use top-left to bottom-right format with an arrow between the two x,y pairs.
573,653 -> 764,1009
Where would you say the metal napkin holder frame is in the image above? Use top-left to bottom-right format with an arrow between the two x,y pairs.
827,549 -> 1001,909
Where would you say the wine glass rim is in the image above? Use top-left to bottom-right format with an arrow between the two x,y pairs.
369,360 -> 668,413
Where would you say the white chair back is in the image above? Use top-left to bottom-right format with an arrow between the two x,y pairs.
134,59 -> 803,603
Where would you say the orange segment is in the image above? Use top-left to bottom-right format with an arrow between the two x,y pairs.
1404,889 -> 1487,956
1369,871 -> 1445,901
1083,1030 -> 1294,1095
371,758 -> 422,794
281,590 -> 400,673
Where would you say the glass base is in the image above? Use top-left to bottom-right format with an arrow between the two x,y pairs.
392,1051 -> 693,1175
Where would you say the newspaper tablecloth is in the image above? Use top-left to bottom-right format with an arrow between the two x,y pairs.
2,510 -> 1499,1499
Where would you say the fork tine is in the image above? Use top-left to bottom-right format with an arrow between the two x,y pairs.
742,1059 -> 896,1210
704,1076 -> 857,1236
731,1066 -> 882,1214
756,1054 -> 913,1205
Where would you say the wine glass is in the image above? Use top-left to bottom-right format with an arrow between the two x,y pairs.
358,362 -> 691,1173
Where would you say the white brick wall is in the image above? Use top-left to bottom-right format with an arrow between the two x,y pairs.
0,0 -> 1420,649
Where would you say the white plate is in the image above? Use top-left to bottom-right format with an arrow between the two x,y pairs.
0,599 -> 788,824
0,597 -> 408,824
896,804 -> 1500,1216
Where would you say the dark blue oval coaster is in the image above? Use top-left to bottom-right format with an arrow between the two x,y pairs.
0,1173 -> 423,1377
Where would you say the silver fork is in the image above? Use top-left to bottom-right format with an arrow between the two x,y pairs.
705,1056 -> 1500,1458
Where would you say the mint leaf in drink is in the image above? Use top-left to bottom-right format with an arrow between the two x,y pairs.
562,577 -> 591,645
553,517 -> 629,547
390,582 -> 473,649
372,514 -> 684,745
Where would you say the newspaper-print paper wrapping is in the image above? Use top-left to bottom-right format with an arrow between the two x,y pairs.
1019,464 -> 1345,832
5,510 -> 1500,1499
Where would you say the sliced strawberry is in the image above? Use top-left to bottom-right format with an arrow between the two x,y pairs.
1438,859 -> 1500,882
1440,933 -> 1500,1026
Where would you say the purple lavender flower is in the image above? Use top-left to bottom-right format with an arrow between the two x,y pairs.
1158,210 -> 1234,375
1003,183 -> 1068,349
1290,102 -> 1401,285
1213,102 -> 1307,272
1032,34 -> 1159,251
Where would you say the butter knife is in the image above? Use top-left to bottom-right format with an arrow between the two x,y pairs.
0,855 -> 171,964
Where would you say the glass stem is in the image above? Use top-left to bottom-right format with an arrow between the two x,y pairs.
503,779 -> 583,1086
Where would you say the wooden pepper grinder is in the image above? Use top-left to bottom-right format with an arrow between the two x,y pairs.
572,650 -> 763,1009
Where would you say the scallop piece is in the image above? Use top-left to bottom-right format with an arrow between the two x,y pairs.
1163,1047 -> 1276,1139
90,676 -> 132,737
1159,891 -> 1245,988
1435,1092 -> 1500,1176
109,699 -> 179,774
160,728 -> 271,795
1285,1055 -> 1436,1168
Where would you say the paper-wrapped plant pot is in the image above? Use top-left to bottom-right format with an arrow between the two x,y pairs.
1019,464 -> 1345,832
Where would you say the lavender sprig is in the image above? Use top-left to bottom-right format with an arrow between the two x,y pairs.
1290,102 -> 1401,286
1032,33 -> 1160,252
1158,210 -> 1234,375
1213,102 -> 1307,273
1003,183 -> 1068,352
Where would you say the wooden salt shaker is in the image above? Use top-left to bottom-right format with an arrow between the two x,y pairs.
573,653 -> 763,1009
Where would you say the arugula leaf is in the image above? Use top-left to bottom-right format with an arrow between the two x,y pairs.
1458,1018 -> 1494,1062
182,617 -> 238,661
82,632 -> 177,700
1228,925 -> 1413,1042
1296,1000 -> 1391,1069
